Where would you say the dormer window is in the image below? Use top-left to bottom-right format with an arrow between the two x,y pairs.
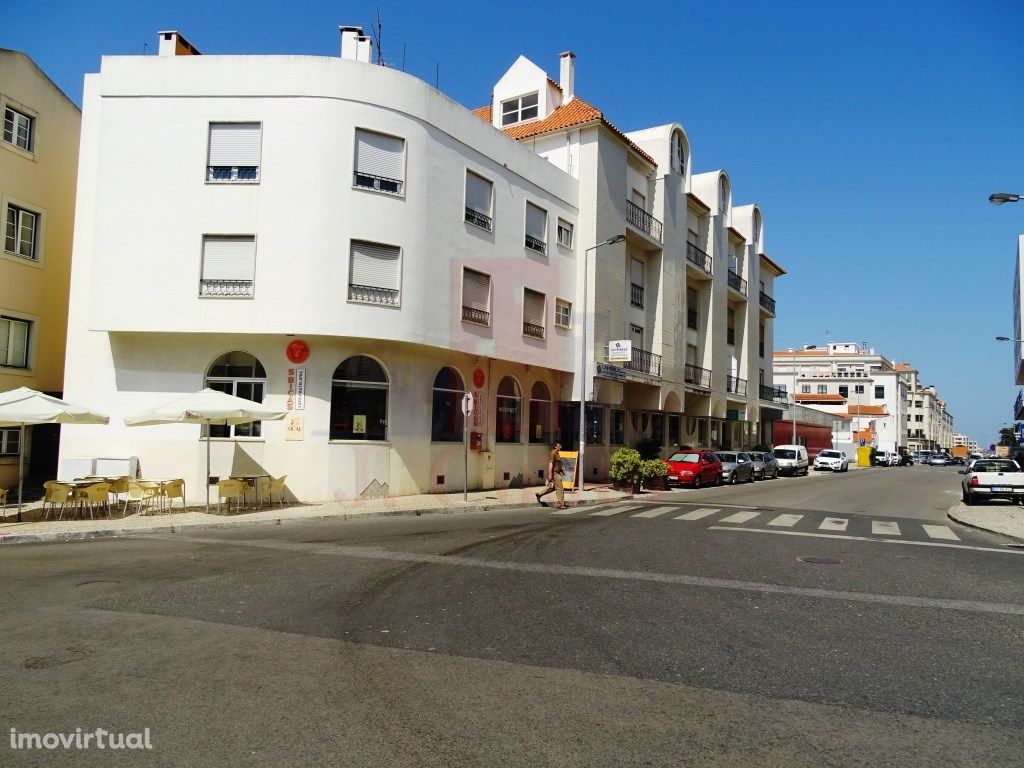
501,93 -> 539,126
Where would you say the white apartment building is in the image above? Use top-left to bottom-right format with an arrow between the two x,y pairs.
61,29 -> 786,503
896,363 -> 954,452
773,342 -> 907,454
952,434 -> 979,454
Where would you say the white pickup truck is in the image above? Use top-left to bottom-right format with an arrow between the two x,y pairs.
960,458 -> 1024,505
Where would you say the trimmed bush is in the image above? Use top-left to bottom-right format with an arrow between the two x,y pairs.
610,447 -> 643,488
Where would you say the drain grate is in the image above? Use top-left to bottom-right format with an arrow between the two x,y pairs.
798,556 -> 841,565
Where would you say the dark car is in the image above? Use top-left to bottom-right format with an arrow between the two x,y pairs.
665,450 -> 723,489
899,453 -> 914,466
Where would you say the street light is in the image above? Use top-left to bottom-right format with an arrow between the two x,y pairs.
988,192 -> 1023,206
788,348 -> 797,443
578,233 -> 626,493
996,336 -> 1024,342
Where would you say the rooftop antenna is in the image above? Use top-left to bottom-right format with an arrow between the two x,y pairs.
374,7 -> 383,66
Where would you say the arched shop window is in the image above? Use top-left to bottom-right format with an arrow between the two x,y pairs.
528,381 -> 551,444
330,355 -> 389,440
495,376 -> 521,443
431,367 -> 465,442
206,351 -> 266,438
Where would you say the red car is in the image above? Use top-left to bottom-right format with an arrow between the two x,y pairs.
665,450 -> 722,489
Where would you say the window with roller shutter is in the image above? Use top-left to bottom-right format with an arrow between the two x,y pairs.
522,288 -> 545,339
354,129 -> 405,195
524,202 -> 547,254
200,236 -> 256,297
207,123 -> 261,182
461,268 -> 490,326
464,171 -> 493,230
348,241 -> 401,306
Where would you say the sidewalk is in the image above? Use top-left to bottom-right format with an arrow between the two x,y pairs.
0,484 -> 632,546
948,503 -> 1024,543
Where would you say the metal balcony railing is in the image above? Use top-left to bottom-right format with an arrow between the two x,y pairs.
464,207 -> 493,230
525,234 -> 547,254
727,270 -> 747,295
624,347 -> 662,377
625,199 -> 663,242
207,166 -> 259,182
727,376 -> 748,396
760,384 -> 787,402
461,306 -> 490,325
523,321 -> 545,339
353,172 -> 403,195
348,283 -> 400,305
686,242 -> 712,273
684,364 -> 711,388
200,279 -> 254,297
630,283 -> 644,308
759,291 -> 776,314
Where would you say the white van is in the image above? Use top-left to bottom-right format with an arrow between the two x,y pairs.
773,445 -> 809,476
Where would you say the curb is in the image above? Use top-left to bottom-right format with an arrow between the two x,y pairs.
0,494 -> 631,547
946,504 -> 1024,543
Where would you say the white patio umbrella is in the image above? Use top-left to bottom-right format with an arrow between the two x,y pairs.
0,387 -> 110,520
124,388 -> 287,512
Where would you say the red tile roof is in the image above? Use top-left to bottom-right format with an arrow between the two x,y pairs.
795,393 -> 846,402
471,97 -> 656,165
848,404 -> 887,416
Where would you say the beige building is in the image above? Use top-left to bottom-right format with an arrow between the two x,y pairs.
896,362 -> 954,452
0,49 -> 81,489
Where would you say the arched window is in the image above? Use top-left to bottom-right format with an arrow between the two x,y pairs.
672,132 -> 686,177
719,178 -> 729,214
330,355 -> 388,441
528,381 -> 551,444
495,376 -> 521,443
431,367 -> 465,442
753,209 -> 762,248
206,351 -> 266,438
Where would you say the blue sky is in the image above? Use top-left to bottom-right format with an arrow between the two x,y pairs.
5,1 -> 1023,445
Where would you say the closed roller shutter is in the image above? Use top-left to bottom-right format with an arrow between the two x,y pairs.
355,130 -> 405,181
350,241 -> 401,290
202,237 -> 256,281
208,123 -> 261,167
466,172 -> 492,215
462,269 -> 490,310
523,289 -> 545,326
525,202 -> 546,241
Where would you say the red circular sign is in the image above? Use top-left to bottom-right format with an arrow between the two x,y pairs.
286,339 -> 310,364
473,368 -> 485,389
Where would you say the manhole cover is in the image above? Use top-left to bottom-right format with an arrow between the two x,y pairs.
798,556 -> 841,565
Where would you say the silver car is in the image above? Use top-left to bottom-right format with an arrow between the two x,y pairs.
716,451 -> 755,484
747,451 -> 779,479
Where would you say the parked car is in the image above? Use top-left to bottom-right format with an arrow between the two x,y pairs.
664,450 -> 723,489
872,450 -> 894,467
951,456 -> 966,465
899,453 -> 914,466
773,445 -> 809,476
927,453 -> 952,466
716,451 -> 755,484
747,451 -> 780,480
813,449 -> 849,472
960,458 -> 1024,505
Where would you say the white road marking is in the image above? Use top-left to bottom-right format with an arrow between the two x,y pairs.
708,526 -> 1024,557
173,534 -> 1024,616
674,507 -> 721,521
768,514 -> 803,527
922,524 -> 960,541
588,505 -> 641,517
819,517 -> 849,532
631,506 -> 675,519
872,520 -> 902,536
719,511 -> 760,524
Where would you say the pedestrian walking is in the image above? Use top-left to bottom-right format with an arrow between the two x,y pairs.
536,440 -> 568,508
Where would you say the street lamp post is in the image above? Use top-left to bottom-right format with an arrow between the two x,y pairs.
578,234 -> 626,493
989,193 -> 1023,206
789,348 -> 797,443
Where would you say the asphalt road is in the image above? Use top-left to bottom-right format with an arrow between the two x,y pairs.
1,464 -> 1022,767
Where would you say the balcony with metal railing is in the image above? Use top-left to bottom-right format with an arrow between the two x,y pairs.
523,321 -> 545,339
727,270 -> 747,296
727,376 -> 748,396
630,283 -> 644,308
348,283 -> 400,305
461,306 -> 490,326
684,364 -> 712,389
685,242 -> 712,274
200,279 -> 254,297
760,384 -> 787,402
625,199 -> 663,243
524,234 -> 547,254
759,290 -> 776,315
624,347 -> 662,377
464,207 -> 492,231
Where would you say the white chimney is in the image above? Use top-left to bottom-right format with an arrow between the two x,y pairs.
559,51 -> 575,105
340,26 -> 373,63
157,31 -> 201,57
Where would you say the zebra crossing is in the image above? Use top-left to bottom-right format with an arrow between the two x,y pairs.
550,503 -> 966,543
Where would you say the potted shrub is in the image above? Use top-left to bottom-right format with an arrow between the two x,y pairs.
610,447 -> 643,493
640,458 -> 670,490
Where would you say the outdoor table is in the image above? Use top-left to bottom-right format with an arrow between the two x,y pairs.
137,479 -> 177,513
